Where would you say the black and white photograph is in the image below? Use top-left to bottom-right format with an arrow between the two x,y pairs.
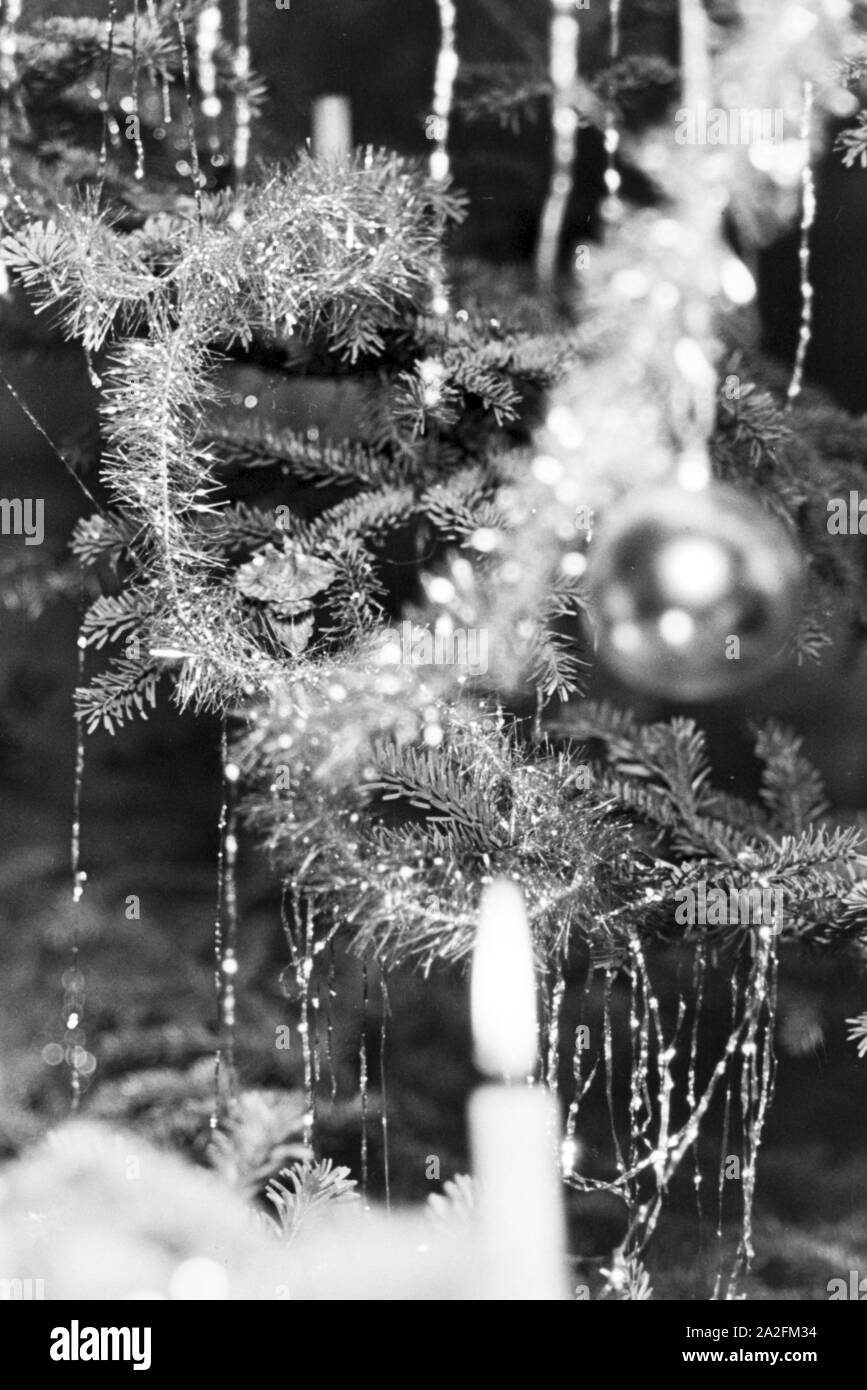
1,0 -> 867,1337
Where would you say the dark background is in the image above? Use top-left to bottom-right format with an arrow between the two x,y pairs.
242,0 -> 867,410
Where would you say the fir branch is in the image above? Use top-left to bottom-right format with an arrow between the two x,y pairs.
467,330 -> 581,385
836,110 -> 867,167
71,512 -> 140,569
427,1173 -> 476,1225
594,773 -> 744,860
456,61 -> 549,129
80,590 -> 153,650
525,625 -> 586,701
791,605 -> 835,666
311,487 -> 418,545
318,535 -> 386,640
3,202 -> 159,351
440,352 -> 522,423
392,365 -> 461,437
752,720 -> 830,834
846,1011 -> 867,1057
207,1090 -> 309,1195
19,13 -> 173,97
560,704 -> 714,822
420,467 -> 506,540
200,501 -> 301,554
75,657 -> 161,734
765,824 -> 866,875
208,418 -> 409,490
716,382 -> 792,470
371,741 -> 510,853
265,1159 -> 359,1243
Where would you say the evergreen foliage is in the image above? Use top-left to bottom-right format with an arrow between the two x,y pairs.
4,0 -> 867,1299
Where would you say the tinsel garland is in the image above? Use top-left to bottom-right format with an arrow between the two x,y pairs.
4,153 -> 473,723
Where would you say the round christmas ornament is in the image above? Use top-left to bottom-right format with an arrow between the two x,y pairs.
587,484 -> 804,700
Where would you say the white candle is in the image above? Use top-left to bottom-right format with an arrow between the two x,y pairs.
468,880 -> 570,1300
311,95 -> 353,160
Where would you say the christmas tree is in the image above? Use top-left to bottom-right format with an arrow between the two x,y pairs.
1,0 -> 867,1306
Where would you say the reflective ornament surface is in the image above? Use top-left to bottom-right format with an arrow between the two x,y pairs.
587,485 -> 804,699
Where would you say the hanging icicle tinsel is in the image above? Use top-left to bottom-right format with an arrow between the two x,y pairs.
380,974 -> 391,1212
66,634 -> 90,1111
786,80 -> 816,406
427,0 -> 458,324
172,0 -> 205,222
211,726 -> 240,1129
297,890 -> 316,1148
359,962 -> 370,1205
429,0 -> 458,186
414,0 -> 460,422
129,0 -> 146,181
535,0 -> 580,284
95,0 -> 120,204
0,0 -> 21,211
196,0 -> 224,161
326,938 -> 338,1104
565,926 -> 778,1287
233,0 -> 251,183
145,0 -> 173,125
601,0 -> 623,225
